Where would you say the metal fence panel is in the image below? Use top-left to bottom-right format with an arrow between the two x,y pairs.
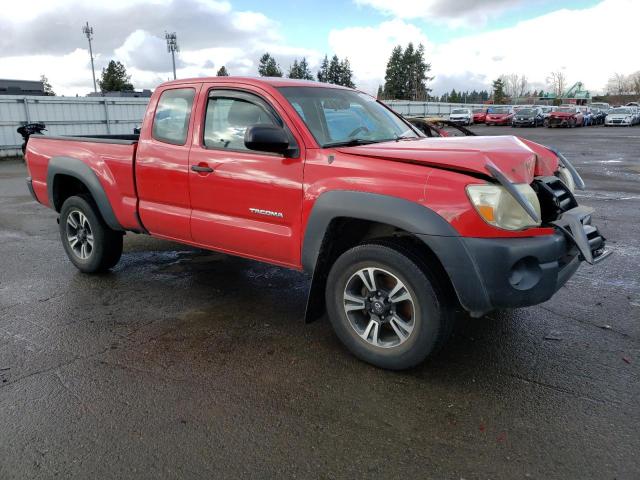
0,95 -> 149,157
1,95 -> 487,158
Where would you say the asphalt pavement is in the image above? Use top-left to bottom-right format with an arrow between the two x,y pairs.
0,125 -> 638,479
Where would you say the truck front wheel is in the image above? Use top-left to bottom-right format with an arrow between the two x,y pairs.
325,242 -> 453,370
59,195 -> 123,273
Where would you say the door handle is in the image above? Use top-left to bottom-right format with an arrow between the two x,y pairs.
191,164 -> 214,173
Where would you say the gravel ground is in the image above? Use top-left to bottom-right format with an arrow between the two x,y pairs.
0,125 -> 638,479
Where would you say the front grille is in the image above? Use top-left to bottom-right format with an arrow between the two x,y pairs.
533,176 -> 578,223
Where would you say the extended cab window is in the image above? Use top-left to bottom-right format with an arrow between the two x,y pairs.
152,88 -> 195,145
204,92 -> 279,151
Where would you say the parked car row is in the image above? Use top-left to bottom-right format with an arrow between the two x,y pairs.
447,102 -> 640,128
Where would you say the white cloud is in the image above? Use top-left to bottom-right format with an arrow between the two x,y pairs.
332,0 -> 640,95
329,19 -> 431,94
355,0 -> 523,27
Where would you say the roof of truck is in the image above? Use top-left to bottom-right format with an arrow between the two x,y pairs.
160,76 -> 354,90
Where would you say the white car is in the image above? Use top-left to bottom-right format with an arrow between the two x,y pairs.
448,108 -> 473,125
604,107 -> 638,127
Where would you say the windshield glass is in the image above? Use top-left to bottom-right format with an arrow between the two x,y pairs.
277,86 -> 419,147
518,109 -> 535,115
612,108 -> 632,114
451,109 -> 468,114
557,107 -> 577,113
539,106 -> 552,112
472,108 -> 485,113
489,106 -> 511,114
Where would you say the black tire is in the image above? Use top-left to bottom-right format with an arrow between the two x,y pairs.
325,242 -> 454,370
59,195 -> 123,273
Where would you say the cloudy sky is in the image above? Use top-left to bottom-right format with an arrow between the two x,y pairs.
0,0 -> 637,96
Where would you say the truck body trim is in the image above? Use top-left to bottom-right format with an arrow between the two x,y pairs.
47,156 -> 124,231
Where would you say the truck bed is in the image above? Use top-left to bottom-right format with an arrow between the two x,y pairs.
25,134 -> 142,231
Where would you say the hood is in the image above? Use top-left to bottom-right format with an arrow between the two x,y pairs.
608,113 -> 631,118
487,113 -> 512,118
550,111 -> 577,117
335,136 -> 559,184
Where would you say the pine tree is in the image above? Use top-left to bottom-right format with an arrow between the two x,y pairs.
327,55 -> 341,84
492,78 -> 506,104
317,55 -> 329,83
376,85 -> 384,99
216,66 -> 229,76
40,74 -> 55,96
338,58 -> 355,88
288,58 -> 314,80
98,60 -> 134,92
258,53 -> 282,77
383,46 -> 404,99
383,43 -> 433,100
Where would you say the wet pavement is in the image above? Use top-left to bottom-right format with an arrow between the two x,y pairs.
1,125 -> 638,479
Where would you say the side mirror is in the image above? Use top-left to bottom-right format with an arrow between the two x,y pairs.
245,124 -> 290,155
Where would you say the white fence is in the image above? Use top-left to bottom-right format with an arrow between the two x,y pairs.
385,100 -> 485,117
0,95 -> 149,157
0,95 -> 484,158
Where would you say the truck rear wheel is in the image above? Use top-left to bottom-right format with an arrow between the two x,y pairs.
325,242 -> 453,370
59,195 -> 123,273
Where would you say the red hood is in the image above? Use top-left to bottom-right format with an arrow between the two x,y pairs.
550,111 -> 577,117
335,136 -> 559,184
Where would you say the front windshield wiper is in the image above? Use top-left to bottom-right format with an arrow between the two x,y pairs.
323,138 -> 382,148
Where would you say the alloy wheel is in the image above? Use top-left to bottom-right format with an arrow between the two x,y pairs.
66,209 -> 94,260
343,267 -> 416,348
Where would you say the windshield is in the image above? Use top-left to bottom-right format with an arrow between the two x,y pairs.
612,108 -> 632,114
557,107 -> 577,113
451,109 -> 468,114
517,109 -> 535,115
472,108 -> 485,113
539,107 -> 552,112
489,106 -> 511,114
277,86 -> 419,147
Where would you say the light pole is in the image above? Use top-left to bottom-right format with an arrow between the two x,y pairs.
82,22 -> 97,93
165,32 -> 179,80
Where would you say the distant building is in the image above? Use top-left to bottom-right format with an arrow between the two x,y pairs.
0,79 -> 46,96
87,89 -> 152,98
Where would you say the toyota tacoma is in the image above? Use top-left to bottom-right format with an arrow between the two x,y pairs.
24,77 -> 611,369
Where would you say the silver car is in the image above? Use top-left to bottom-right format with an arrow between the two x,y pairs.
448,108 -> 473,126
604,107 -> 638,127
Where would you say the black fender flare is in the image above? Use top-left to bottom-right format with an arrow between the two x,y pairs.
301,191 -> 492,321
47,156 -> 123,231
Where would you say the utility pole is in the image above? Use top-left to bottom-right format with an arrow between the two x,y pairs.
165,32 -> 179,80
82,22 -> 97,93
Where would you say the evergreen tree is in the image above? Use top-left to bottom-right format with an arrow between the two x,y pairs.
257,53 -> 282,77
216,66 -> 229,76
327,55 -> 341,84
492,78 -> 506,104
376,85 -> 384,99
98,60 -> 134,92
40,74 -> 55,96
383,46 -> 405,99
338,58 -> 355,88
383,43 -> 433,100
288,58 -> 313,80
317,55 -> 329,83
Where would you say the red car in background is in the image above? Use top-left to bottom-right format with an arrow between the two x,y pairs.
473,108 -> 487,123
547,106 -> 584,128
485,106 -> 514,126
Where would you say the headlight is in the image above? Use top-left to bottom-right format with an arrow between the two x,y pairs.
557,165 -> 576,192
466,183 -> 541,230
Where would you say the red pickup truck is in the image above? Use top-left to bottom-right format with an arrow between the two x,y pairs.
24,77 -> 610,369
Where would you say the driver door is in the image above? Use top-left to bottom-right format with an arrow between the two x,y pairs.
188,87 -> 304,267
